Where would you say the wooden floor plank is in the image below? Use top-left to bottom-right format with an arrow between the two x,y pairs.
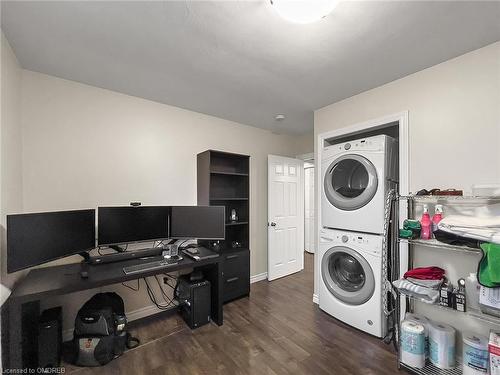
65,253 -> 402,375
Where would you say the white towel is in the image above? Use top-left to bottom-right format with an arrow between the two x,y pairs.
437,203 -> 500,244
393,279 -> 440,304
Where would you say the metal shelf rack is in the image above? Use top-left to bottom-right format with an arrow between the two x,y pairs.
396,194 -> 500,375
398,238 -> 481,255
400,361 -> 462,375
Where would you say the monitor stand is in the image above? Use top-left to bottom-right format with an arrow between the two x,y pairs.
77,247 -> 165,278
78,252 -> 91,279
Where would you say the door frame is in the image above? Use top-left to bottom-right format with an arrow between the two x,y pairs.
299,153 -> 315,254
314,111 -> 409,304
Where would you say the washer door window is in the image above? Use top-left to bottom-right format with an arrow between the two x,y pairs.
321,246 -> 375,305
324,154 -> 378,211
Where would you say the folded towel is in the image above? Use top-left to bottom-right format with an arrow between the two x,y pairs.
393,279 -> 440,304
478,243 -> 500,287
438,210 -> 500,245
406,277 -> 444,290
404,267 -> 445,280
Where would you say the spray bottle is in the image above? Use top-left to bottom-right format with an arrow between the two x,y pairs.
420,204 -> 432,240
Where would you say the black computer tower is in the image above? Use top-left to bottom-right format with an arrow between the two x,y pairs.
38,307 -> 62,368
175,276 -> 211,329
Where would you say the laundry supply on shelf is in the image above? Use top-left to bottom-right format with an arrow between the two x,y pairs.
478,242 -> 500,287
415,188 -> 463,196
393,278 -> 440,304
399,219 -> 421,239
436,203 -> 500,245
462,333 -> 489,375
455,278 -> 466,312
405,313 -> 430,359
431,204 -> 444,236
434,229 -> 483,249
420,204 -> 432,240
429,321 -> 456,370
489,331 -> 500,375
479,285 -> 500,318
466,273 -> 481,311
401,320 -> 426,368
439,281 -> 453,308
404,266 -> 445,281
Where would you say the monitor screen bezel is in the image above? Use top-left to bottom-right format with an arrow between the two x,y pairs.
7,209 -> 96,273
97,206 -> 171,247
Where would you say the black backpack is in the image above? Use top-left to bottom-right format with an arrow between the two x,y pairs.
70,292 -> 139,366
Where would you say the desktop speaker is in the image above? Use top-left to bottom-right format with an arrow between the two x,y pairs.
38,307 -> 62,368
175,276 -> 211,329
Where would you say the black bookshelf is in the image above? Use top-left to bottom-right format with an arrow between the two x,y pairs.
197,150 -> 250,302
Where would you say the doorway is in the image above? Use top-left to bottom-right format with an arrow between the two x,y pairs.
300,154 -> 315,254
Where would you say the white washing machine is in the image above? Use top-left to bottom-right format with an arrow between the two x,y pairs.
321,134 -> 397,234
318,228 -> 386,338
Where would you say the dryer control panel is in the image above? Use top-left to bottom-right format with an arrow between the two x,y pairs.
323,134 -> 388,155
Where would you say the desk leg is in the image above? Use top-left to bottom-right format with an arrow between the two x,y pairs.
4,299 -> 40,370
6,300 -> 22,369
203,262 -> 223,326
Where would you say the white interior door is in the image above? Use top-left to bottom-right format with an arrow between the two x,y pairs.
268,155 -> 304,281
304,164 -> 315,253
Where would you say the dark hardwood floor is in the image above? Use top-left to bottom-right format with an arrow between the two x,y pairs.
65,253 -> 401,375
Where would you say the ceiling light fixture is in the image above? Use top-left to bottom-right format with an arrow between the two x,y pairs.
275,114 -> 285,121
270,0 -> 338,24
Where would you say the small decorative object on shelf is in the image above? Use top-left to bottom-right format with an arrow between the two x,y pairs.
230,208 -> 238,222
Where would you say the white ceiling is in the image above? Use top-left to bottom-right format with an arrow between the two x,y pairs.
2,1 -> 499,134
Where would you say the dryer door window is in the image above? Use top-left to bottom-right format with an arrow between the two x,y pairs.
324,155 -> 378,211
321,246 -> 375,305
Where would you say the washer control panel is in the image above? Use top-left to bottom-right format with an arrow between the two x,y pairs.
321,230 -> 382,256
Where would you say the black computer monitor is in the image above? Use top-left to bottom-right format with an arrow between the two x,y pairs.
98,206 -> 170,246
170,206 -> 225,240
7,209 -> 96,273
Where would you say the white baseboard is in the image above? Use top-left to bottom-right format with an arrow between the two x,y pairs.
250,272 -> 268,284
313,293 -> 319,304
126,304 -> 164,321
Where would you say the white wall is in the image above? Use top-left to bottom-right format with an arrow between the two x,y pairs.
1,33 -> 23,288
14,69 -> 312,330
0,32 -> 24,369
314,42 -> 500,336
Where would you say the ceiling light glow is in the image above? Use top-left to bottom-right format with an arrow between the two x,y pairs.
270,0 -> 338,24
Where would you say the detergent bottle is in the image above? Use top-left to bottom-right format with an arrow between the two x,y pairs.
420,204 -> 432,240
431,204 -> 444,235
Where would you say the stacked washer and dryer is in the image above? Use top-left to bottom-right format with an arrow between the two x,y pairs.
319,134 -> 397,338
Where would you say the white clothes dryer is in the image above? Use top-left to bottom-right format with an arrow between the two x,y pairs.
321,134 -> 397,234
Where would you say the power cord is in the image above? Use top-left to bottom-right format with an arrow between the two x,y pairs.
143,277 -> 179,310
122,279 -> 140,292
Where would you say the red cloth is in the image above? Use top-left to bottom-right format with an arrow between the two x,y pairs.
404,267 -> 445,280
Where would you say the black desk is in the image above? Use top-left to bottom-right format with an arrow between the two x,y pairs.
5,254 -> 223,369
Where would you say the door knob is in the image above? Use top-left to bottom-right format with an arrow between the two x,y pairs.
270,222 -> 277,227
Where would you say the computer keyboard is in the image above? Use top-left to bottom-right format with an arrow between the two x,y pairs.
123,258 -> 179,275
